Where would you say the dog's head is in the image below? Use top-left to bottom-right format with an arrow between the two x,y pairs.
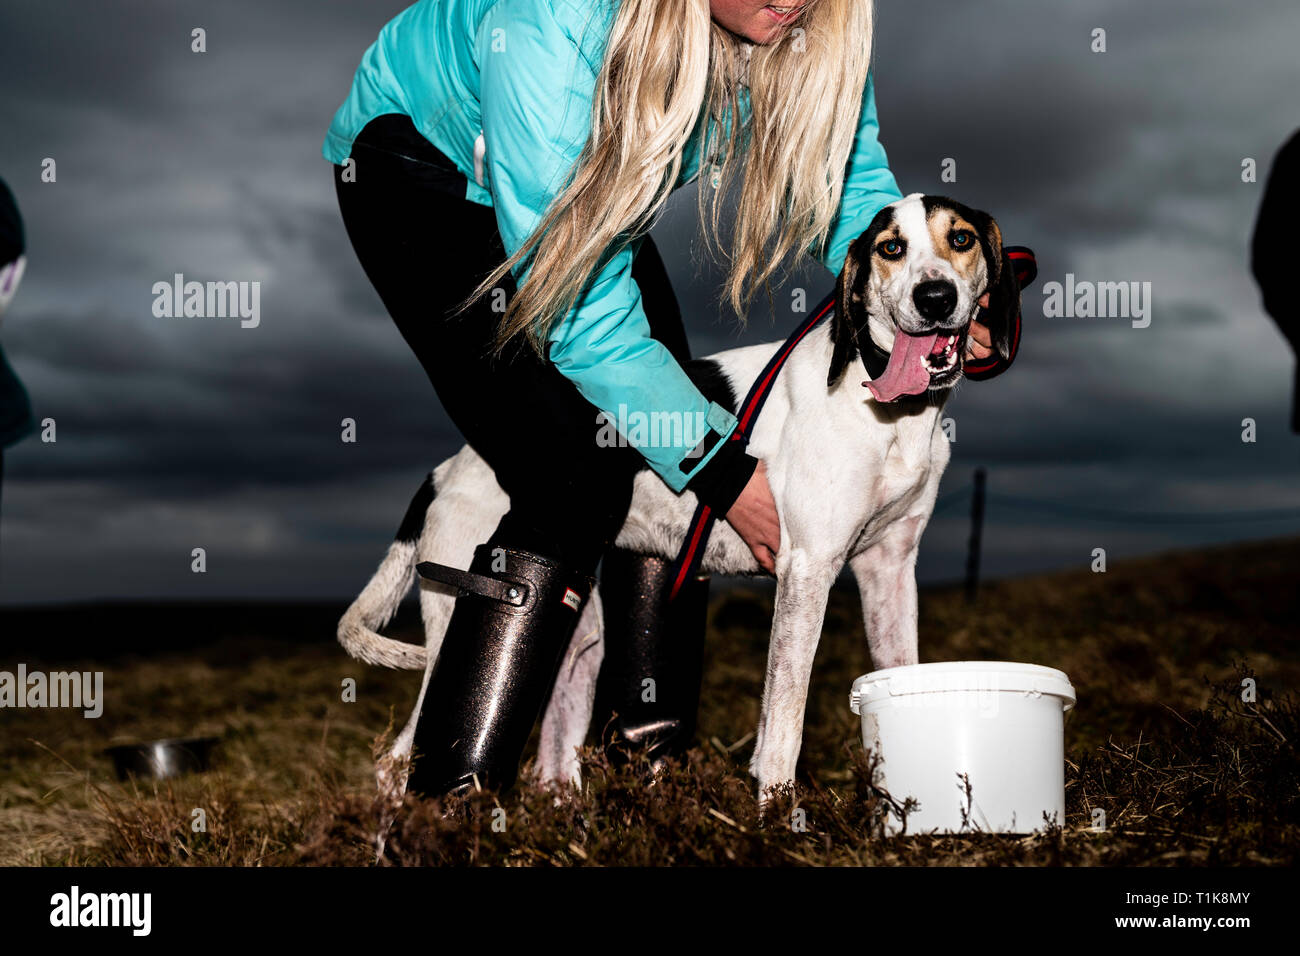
827,193 -> 1020,402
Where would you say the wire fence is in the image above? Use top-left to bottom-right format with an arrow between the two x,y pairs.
931,483 -> 1300,525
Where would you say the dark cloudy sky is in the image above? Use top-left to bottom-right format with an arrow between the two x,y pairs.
1,0 -> 1297,605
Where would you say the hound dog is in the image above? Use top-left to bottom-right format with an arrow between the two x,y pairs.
338,193 -> 1022,801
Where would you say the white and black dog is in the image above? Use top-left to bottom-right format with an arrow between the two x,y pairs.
338,193 -> 1021,801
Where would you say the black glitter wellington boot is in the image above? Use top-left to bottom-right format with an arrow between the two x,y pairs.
406,542 -> 592,798
593,548 -> 709,769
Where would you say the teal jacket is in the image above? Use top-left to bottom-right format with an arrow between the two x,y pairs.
323,0 -> 903,493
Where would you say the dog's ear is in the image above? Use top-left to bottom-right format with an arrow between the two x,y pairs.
828,204 -> 897,387
827,236 -> 864,387
976,215 -> 1019,361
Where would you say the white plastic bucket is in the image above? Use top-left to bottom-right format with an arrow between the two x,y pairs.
849,661 -> 1076,834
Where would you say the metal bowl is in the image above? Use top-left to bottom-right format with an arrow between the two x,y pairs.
103,736 -> 220,780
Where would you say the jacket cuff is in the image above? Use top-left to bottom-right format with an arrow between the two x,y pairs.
685,439 -> 759,516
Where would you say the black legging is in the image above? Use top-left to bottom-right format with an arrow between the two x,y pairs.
333,114 -> 691,576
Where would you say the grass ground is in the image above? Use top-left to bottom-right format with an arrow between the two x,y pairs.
1,535 -> 1296,866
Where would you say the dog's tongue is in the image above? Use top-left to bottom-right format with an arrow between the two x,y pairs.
865,331 -> 941,402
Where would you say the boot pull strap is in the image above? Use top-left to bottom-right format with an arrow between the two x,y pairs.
416,561 -> 527,607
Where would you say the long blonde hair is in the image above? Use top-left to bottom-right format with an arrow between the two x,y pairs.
463,0 -> 875,354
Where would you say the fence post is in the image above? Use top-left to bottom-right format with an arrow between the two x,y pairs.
964,467 -> 986,603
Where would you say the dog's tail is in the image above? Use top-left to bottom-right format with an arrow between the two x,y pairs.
336,472 -> 434,670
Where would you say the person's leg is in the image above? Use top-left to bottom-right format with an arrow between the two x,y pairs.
631,236 -> 691,365
333,117 -> 643,793
334,126 -> 637,571
593,233 -> 712,768
594,550 -> 710,766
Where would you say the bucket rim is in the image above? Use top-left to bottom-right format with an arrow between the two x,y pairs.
850,660 -> 1076,714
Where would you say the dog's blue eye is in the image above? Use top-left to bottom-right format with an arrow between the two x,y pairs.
950,231 -> 974,249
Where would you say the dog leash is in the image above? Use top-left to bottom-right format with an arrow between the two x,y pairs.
667,245 -> 1038,600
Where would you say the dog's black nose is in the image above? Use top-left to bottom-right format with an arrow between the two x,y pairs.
913,280 -> 957,321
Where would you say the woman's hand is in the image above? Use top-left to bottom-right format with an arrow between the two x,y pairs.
966,291 -> 993,360
725,459 -> 781,574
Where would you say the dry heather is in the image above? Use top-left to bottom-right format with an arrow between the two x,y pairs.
1,535 -> 1296,866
